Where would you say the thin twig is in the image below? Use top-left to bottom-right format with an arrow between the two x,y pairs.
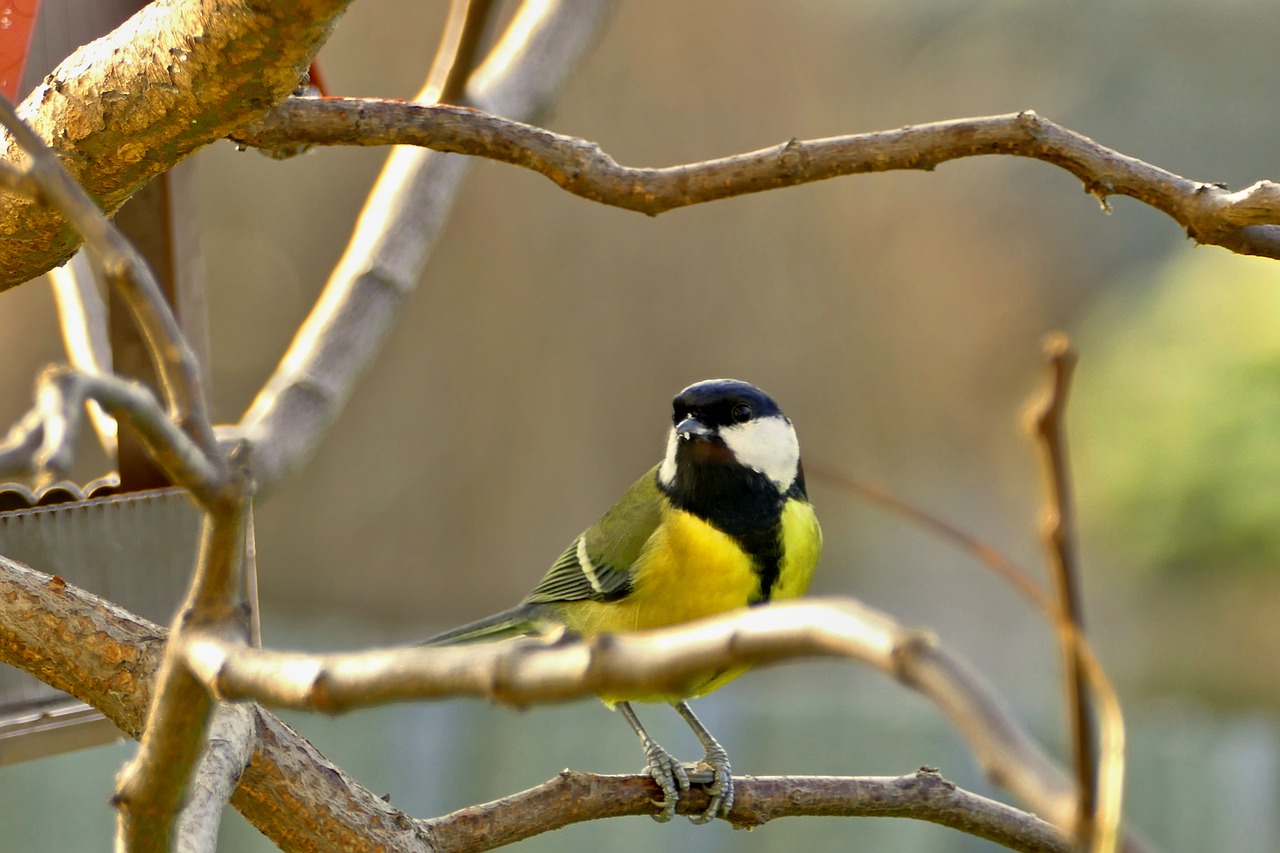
811,431 -> 1127,849
0,409 -> 48,478
47,251 -> 118,458
808,467 -> 1054,613
0,96 -> 218,460
1026,334 -> 1109,853
13,366 -> 225,501
232,102 -> 1280,259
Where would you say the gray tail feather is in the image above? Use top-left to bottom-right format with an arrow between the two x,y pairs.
417,603 -> 544,646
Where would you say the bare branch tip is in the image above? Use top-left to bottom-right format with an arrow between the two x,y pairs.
1041,332 -> 1074,363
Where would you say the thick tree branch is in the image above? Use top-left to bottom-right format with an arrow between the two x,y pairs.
114,658 -> 215,852
234,102 -> 1280,259
114,500 -> 253,852
0,556 -> 416,851
183,598 -> 1116,846
0,554 -> 1151,853
0,0 -> 354,290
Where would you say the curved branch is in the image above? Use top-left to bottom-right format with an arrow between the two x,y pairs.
183,597 -> 1112,846
234,100 -> 1280,259
1,554 -> 1154,853
0,0 -> 354,290
0,555 -> 1070,853
0,365 -> 226,504
0,97 -> 218,456
426,769 -> 1073,853
232,0 -> 618,491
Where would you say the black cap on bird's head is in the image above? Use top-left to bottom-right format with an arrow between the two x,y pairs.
658,379 -> 805,499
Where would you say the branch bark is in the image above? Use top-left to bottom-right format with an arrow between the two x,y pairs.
0,0 -> 354,290
184,596 -> 1136,849
173,703 -> 255,853
233,101 -> 1280,258
1,553 -> 1151,852
426,769 -> 1074,853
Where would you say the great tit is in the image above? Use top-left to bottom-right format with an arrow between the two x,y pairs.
421,379 -> 822,823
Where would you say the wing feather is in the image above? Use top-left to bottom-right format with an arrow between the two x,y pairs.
524,465 -> 664,605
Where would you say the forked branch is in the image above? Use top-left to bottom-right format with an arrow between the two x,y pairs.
1,554 -> 1138,853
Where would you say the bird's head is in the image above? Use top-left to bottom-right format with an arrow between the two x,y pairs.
657,379 -> 804,499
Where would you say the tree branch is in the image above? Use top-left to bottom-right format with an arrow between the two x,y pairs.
809,467 -> 1054,610
0,555 -> 414,851
0,553 -> 1152,852
181,597 -> 1140,850
0,366 -> 224,499
172,703 -> 255,853
1026,335 -> 1122,853
47,251 -> 118,458
425,0 -> 500,106
0,0 -> 354,290
426,769 -> 1074,853
232,0 -> 618,492
233,101 -> 1280,259
0,96 -> 217,457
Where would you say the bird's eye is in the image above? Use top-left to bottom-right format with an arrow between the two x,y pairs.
730,403 -> 752,423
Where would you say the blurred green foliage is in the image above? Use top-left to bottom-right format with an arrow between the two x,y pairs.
1077,250 -> 1280,582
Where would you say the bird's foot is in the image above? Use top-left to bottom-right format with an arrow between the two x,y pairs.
686,741 -> 733,824
641,740 -> 690,823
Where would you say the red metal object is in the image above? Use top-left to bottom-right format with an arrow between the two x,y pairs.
308,59 -> 330,96
0,0 -> 41,100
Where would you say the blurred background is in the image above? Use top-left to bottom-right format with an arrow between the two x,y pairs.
3,0 -> 1280,849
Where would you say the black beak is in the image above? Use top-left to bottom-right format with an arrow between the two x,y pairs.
675,416 -> 714,440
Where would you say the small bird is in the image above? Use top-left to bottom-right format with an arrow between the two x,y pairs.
421,379 -> 822,823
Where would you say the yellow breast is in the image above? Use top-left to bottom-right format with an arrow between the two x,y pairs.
559,498 -> 822,703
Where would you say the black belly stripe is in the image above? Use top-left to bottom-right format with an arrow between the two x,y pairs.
658,463 -> 801,604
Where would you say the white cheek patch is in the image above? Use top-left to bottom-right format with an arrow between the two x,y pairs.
720,415 -> 800,491
658,427 -> 680,488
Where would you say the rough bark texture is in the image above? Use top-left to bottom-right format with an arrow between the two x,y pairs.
0,0 -> 354,290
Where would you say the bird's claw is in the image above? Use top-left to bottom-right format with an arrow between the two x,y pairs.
642,740 -> 689,823
686,742 -> 734,824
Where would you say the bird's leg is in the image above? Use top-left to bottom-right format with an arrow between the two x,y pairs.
617,701 -> 688,823
675,700 -> 734,823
